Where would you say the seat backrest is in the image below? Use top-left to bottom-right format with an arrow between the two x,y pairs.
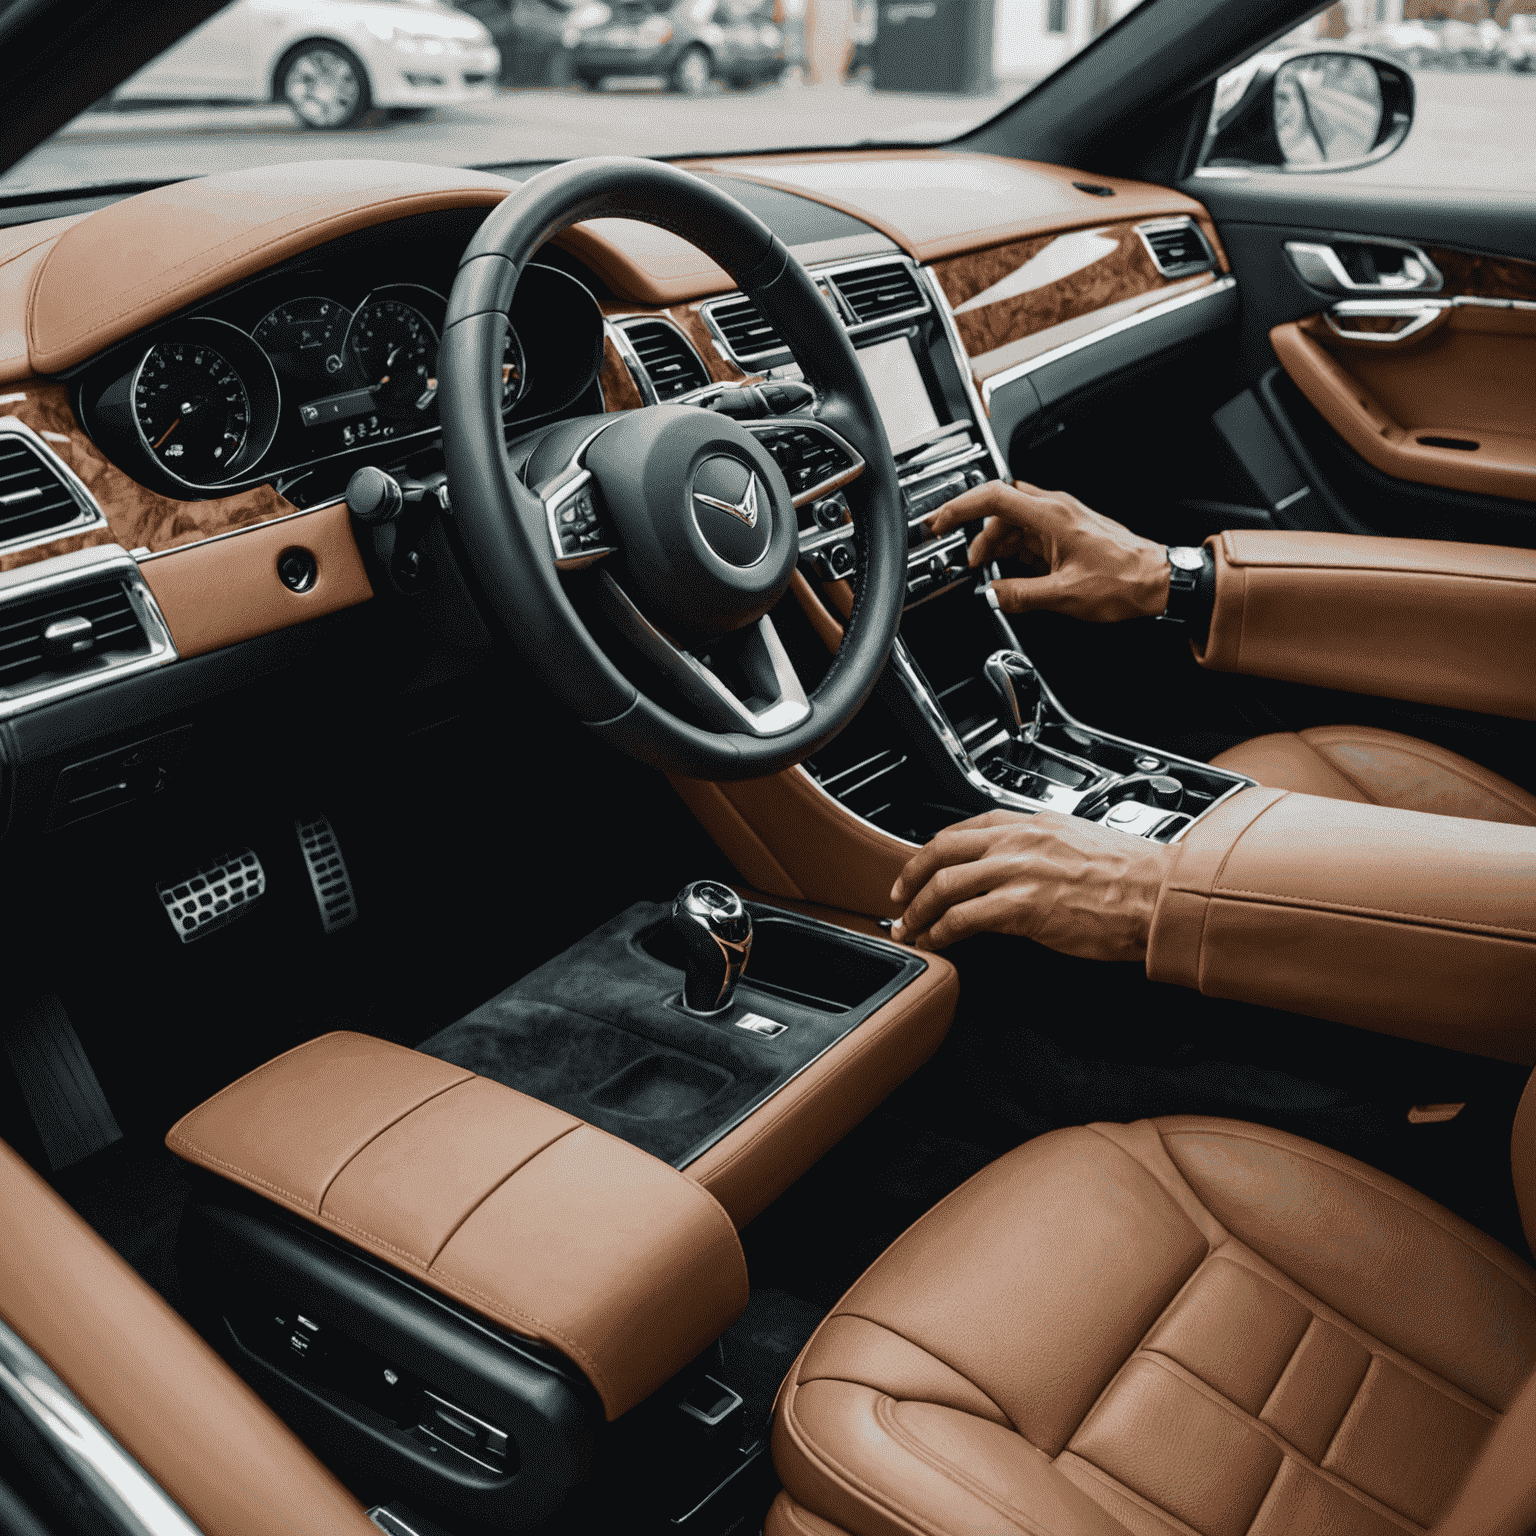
1432,1068 -> 1536,1536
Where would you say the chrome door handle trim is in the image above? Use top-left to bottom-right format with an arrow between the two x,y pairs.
1286,240 -> 1442,297
1324,298 -> 1450,343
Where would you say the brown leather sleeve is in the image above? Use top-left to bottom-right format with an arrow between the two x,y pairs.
0,1136 -> 376,1536
1146,787 -> 1536,1064
1196,528 -> 1536,720
687,944 -> 958,1227
166,1032 -> 748,1420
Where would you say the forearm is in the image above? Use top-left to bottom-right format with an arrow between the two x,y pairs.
1147,786 -> 1536,1064
1194,530 -> 1536,720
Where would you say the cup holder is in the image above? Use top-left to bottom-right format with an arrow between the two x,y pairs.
587,1054 -> 732,1120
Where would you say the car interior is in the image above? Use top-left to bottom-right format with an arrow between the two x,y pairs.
1,0 -> 1534,1533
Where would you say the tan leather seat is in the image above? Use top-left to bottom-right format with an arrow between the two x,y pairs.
769,1088 -> 1536,1536
1211,725 -> 1536,826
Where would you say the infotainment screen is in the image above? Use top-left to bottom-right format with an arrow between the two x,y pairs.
857,335 -> 940,453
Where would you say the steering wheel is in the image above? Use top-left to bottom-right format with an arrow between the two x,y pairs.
439,157 -> 906,781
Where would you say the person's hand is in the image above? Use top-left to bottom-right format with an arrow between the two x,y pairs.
889,808 -> 1176,962
925,480 -> 1169,622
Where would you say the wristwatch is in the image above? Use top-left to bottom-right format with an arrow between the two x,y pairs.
1159,544 -> 1216,628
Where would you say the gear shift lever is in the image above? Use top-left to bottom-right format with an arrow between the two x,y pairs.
984,649 -> 1044,744
670,881 -> 753,1015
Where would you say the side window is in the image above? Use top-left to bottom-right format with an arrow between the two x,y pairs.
1199,0 -> 1535,192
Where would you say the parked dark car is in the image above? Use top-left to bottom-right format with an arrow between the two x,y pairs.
456,0 -> 579,84
567,0 -> 785,93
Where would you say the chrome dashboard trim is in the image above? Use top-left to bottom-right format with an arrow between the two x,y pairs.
978,274 -> 1238,411
0,1303 -> 206,1536
916,267 -> 1010,480
0,545 -> 177,720
0,414 -> 111,556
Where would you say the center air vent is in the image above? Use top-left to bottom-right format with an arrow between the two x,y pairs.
0,426 -> 100,549
0,578 -> 150,697
620,321 -> 711,401
705,297 -> 786,365
1138,220 -> 1216,280
829,262 -> 927,326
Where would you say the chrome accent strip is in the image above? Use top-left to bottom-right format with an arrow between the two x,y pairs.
0,1312 -> 206,1536
596,572 -> 810,737
1135,216 -> 1218,280
740,417 -> 865,510
0,545 -> 178,721
1324,298 -> 1450,344
0,415 -> 110,555
917,267 -> 1010,479
979,276 -> 1238,411
133,499 -> 346,562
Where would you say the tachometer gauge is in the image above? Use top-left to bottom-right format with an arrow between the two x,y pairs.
503,325 -> 528,410
253,296 -> 350,380
133,341 -> 251,482
347,298 -> 439,418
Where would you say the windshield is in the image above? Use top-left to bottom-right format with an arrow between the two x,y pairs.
0,0 -> 1147,198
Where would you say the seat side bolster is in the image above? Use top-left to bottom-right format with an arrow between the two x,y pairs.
775,1379 -> 1135,1536
1146,789 -> 1536,1065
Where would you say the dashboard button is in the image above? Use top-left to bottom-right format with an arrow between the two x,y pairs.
277,547 -> 318,593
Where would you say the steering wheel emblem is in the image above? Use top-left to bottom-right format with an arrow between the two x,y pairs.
694,473 -> 761,530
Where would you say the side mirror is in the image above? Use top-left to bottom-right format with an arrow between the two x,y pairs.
1202,49 -> 1414,174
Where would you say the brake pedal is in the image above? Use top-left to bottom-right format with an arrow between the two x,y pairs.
3,995 -> 121,1170
156,849 -> 266,942
296,815 -> 358,934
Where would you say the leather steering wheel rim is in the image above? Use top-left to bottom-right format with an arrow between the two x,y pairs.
438,156 -> 906,781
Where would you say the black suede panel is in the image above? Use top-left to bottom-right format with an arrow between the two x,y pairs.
418,902 -> 919,1167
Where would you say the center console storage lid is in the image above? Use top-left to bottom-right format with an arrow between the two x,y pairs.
165,1031 -> 748,1420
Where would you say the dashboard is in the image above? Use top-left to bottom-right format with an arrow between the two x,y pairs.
69,214 -> 605,510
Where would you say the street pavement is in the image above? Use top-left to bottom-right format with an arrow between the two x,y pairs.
1,70 -> 1531,197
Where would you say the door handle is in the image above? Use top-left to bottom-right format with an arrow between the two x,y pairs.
1324,298 -> 1450,343
1286,239 -> 1442,297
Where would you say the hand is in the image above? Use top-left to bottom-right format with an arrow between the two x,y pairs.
889,808 -> 1175,962
926,480 -> 1169,622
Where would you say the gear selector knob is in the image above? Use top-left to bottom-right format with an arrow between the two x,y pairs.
984,649 -> 1044,744
671,881 -> 753,1016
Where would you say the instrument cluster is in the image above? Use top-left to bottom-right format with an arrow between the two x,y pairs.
80,255 -> 604,506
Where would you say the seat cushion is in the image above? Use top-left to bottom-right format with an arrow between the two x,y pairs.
1211,726 -> 1536,825
770,1117 -> 1536,1536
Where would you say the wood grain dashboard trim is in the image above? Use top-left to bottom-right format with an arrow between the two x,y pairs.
1427,246 -> 1536,305
0,382 -> 306,570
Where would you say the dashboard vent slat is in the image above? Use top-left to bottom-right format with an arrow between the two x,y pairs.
0,579 -> 149,693
706,297 -> 786,364
1139,221 -> 1216,279
0,436 -> 91,547
621,321 -> 712,401
830,263 -> 927,326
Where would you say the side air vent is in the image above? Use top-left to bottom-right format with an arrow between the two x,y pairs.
1138,219 -> 1216,280
621,321 -> 711,401
830,262 -> 927,326
0,424 -> 101,550
0,578 -> 151,697
704,297 -> 786,364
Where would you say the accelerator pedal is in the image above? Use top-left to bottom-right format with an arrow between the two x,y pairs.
156,849 -> 266,943
296,815 -> 358,934
3,994 -> 122,1170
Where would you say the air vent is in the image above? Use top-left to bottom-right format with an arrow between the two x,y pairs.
1138,220 -> 1216,279
621,321 -> 711,401
704,297 -> 785,364
831,262 -> 927,326
0,430 -> 94,548
0,578 -> 149,696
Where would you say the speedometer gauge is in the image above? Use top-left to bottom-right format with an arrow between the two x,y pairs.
133,342 -> 250,482
503,325 -> 528,410
253,296 -> 350,380
347,298 -> 438,418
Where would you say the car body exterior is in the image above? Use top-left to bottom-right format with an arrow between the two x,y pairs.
565,0 -> 785,93
114,0 -> 501,127
454,0 -> 580,84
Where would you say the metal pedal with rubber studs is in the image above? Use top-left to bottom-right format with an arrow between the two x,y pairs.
157,850 -> 266,942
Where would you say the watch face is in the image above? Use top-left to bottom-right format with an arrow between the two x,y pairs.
1168,545 -> 1206,571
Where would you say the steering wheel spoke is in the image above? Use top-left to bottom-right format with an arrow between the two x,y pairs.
742,418 -> 864,508
540,454 -> 620,572
597,572 -> 810,737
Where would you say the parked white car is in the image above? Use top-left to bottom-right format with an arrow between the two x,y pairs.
114,0 -> 501,129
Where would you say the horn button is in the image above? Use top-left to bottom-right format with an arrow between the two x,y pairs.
584,405 -> 798,636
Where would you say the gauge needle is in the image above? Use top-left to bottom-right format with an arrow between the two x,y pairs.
153,417 -> 181,450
